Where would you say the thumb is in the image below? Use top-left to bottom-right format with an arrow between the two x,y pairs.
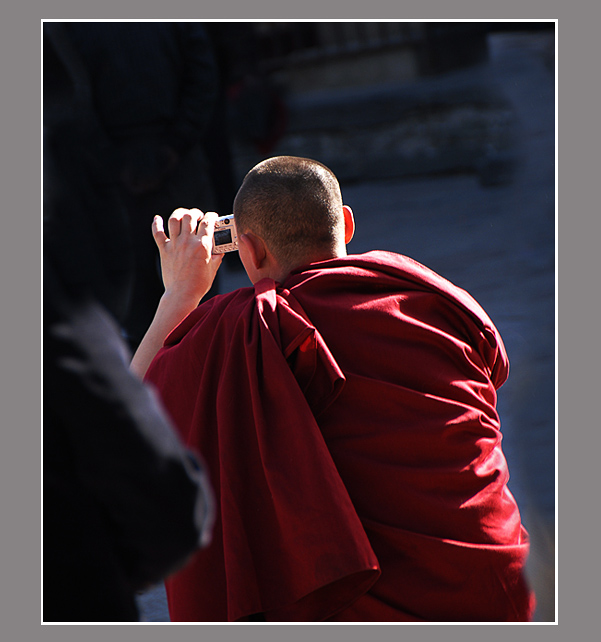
210,252 -> 224,272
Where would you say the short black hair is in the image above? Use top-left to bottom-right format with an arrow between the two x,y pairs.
233,156 -> 344,269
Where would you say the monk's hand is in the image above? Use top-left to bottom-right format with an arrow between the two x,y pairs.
130,209 -> 222,377
152,208 -> 223,306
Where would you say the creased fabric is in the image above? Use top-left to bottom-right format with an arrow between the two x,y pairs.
146,250 -> 534,621
146,277 -> 380,622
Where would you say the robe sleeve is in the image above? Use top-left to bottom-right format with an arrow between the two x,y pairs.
146,284 -> 380,621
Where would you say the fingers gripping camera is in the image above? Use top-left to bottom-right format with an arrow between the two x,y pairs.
212,215 -> 239,254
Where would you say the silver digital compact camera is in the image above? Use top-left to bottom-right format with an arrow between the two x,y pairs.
212,215 -> 239,254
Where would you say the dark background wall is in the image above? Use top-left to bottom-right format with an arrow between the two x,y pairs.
43,20 -> 556,622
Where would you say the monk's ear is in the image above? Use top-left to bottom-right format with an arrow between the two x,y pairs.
343,205 -> 355,244
239,232 -> 267,270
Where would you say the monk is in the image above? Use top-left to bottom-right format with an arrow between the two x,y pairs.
131,155 -> 535,622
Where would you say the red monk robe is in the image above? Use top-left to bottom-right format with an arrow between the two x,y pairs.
145,250 -> 535,622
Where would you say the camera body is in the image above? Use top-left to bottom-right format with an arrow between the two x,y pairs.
212,215 -> 239,254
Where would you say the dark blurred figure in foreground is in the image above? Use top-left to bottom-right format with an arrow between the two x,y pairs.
44,22 -> 219,349
43,100 -> 215,624
43,256 -> 214,622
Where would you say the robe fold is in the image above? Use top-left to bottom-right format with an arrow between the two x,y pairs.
145,250 -> 534,622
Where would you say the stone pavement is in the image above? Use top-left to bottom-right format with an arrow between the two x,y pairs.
137,31 -> 555,622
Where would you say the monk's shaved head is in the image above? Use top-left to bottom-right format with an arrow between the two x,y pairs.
233,156 -> 345,271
